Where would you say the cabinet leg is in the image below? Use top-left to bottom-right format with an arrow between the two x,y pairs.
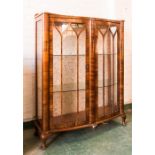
40,138 -> 47,150
121,114 -> 126,126
92,124 -> 97,129
40,133 -> 48,150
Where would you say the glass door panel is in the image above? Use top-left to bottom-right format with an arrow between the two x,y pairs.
51,21 -> 87,129
95,23 -> 119,120
62,56 -> 77,91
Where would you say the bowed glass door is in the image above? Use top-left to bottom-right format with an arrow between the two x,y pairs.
50,18 -> 89,130
94,21 -> 120,121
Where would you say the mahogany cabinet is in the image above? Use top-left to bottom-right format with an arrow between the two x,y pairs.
34,12 -> 126,149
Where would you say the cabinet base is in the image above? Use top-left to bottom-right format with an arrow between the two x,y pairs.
34,113 -> 126,149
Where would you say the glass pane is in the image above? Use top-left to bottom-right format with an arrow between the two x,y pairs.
55,22 -> 68,33
53,56 -> 61,92
104,55 -> 113,86
104,87 -> 108,107
62,25 -> 77,55
71,23 -> 84,35
98,88 -> 104,117
103,30 -> 113,54
96,25 -> 118,117
97,31 -> 103,54
98,55 -> 103,87
110,85 -> 114,103
53,27 -> 61,55
79,56 -> 85,89
104,86 -> 111,115
98,25 -> 107,35
53,92 -> 61,117
98,88 -> 103,107
62,56 -> 77,91
114,84 -> 118,112
96,27 -> 107,54
114,33 -> 117,54
79,90 -> 85,111
111,55 -> 114,85
110,26 -> 117,35
62,91 -> 77,115
52,22 -> 88,128
79,90 -> 86,123
37,20 -> 42,119
114,33 -> 118,111
110,54 -> 117,85
79,30 -> 86,55
114,54 -> 117,83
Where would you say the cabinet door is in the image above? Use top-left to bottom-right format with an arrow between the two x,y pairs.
49,17 -> 90,130
94,20 -> 120,121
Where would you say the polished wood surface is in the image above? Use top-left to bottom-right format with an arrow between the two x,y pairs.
34,12 -> 126,149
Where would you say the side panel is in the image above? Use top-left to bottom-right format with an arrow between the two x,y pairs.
42,14 -> 50,131
35,13 -> 50,132
119,21 -> 125,115
35,18 -> 43,125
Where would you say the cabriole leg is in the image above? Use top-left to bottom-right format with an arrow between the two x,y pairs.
40,133 -> 48,150
40,138 -> 47,150
121,114 -> 126,126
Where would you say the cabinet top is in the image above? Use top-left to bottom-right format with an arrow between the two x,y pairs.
35,12 -> 124,23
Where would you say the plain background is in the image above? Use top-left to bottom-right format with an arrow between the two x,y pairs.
0,0 -> 155,155
23,0 -> 132,121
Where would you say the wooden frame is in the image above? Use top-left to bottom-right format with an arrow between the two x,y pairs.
34,12 -> 126,149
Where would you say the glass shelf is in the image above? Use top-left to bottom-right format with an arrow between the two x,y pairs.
96,53 -> 117,55
97,82 -> 117,88
51,88 -> 86,93
52,54 -> 86,56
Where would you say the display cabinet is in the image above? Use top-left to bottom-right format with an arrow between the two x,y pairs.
34,12 -> 126,149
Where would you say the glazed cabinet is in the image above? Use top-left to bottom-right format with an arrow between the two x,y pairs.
34,12 -> 126,149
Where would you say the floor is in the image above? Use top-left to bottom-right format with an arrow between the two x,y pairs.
24,109 -> 131,155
